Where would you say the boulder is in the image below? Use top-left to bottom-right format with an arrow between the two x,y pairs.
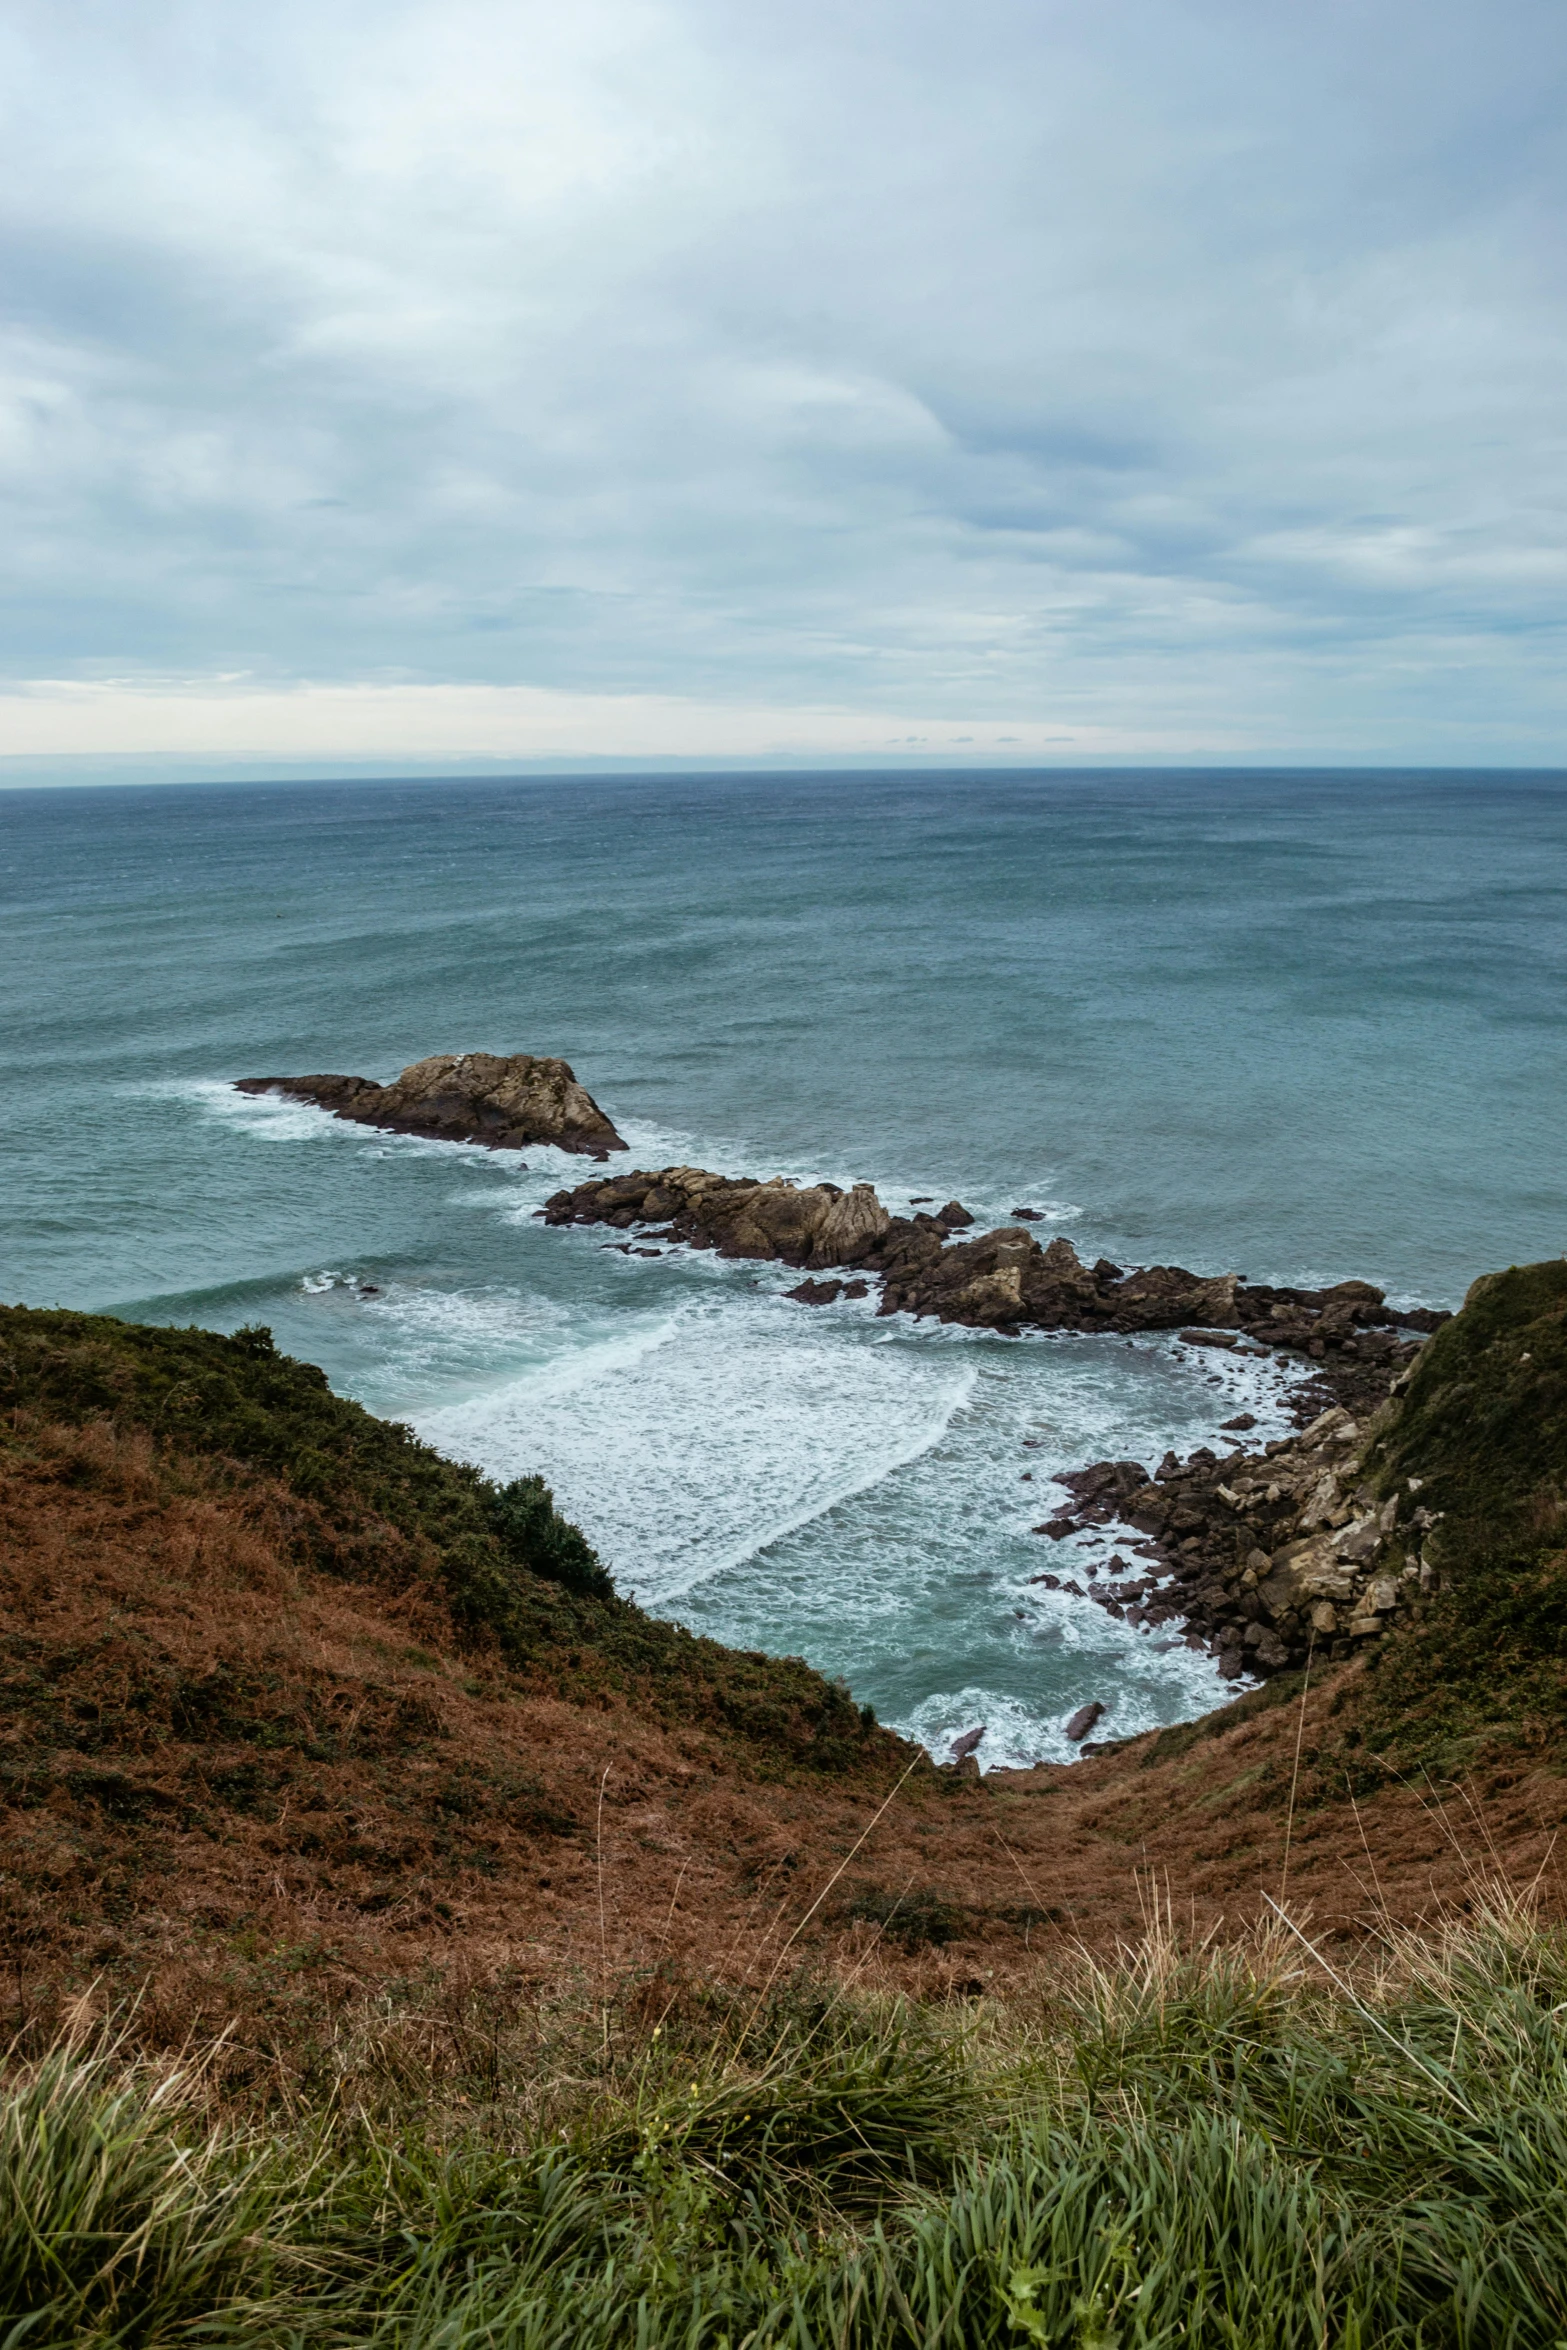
236,1052 -> 626,1158
543,1168 -> 891,1269
1064,1700 -> 1106,1743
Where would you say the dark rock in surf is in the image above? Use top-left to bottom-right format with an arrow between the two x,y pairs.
540,1164 -> 1444,1409
545,1167 -> 892,1269
1064,1701 -> 1106,1743
236,1052 -> 626,1158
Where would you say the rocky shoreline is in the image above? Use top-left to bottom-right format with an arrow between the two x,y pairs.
542,1160 -> 1451,1708
1029,1389 -> 1440,1691
236,1051 -> 627,1158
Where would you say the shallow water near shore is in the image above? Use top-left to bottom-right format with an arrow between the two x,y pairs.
4,768 -> 1565,1763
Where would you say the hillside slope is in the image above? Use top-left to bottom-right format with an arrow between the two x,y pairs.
1,1280 -> 1563,2058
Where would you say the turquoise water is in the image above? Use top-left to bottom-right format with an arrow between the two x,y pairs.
4,769 -> 1564,1762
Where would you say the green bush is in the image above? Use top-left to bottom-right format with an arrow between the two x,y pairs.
486,1473 -> 615,1601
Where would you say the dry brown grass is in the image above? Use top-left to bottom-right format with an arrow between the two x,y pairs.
4,1415 -> 1566,2083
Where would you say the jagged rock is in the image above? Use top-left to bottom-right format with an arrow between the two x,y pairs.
787,1278 -> 843,1305
236,1053 -> 626,1158
545,1167 -> 892,1269
539,1163 -> 1432,1380
1064,1700 -> 1106,1742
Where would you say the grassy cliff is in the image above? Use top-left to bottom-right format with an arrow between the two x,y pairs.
0,1304 -> 897,1776
4,1286 -> 1567,2342
1355,1258 -> 1567,1771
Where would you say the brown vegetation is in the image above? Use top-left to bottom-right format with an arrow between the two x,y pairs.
4,1402 -> 1563,2077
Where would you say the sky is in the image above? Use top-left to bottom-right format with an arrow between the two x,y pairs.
3,0 -> 1566,779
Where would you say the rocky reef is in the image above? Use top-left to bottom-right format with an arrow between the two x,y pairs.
236,1052 -> 627,1158
541,1165 -> 1441,1370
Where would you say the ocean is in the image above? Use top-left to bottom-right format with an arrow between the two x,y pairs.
4,767 -> 1564,1765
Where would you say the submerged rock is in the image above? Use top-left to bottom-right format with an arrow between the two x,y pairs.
236,1052 -> 626,1158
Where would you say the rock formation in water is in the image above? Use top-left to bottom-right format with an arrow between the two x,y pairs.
542,1165 -> 1444,1370
543,1166 -> 893,1268
235,1052 -> 627,1158
1026,1249 -> 1559,1693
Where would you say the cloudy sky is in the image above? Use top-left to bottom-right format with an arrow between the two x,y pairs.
3,0 -> 1565,775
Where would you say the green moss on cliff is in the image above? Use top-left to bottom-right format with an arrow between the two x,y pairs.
1375,1259 -> 1567,1542
0,1306 -> 900,1778
1358,1261 -> 1567,1767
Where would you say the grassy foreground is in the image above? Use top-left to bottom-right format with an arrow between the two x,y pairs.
8,1892 -> 1567,2347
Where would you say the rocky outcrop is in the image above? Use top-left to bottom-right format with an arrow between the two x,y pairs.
544,1167 -> 893,1268
542,1168 -> 1442,1380
786,1277 -> 870,1306
872,1225 -> 1429,1371
1036,1397 -> 1446,1684
236,1053 -> 626,1158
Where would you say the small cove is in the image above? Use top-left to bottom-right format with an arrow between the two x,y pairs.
4,766 -> 1563,1760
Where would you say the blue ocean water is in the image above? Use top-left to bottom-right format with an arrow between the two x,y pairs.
4,768 -> 1564,1763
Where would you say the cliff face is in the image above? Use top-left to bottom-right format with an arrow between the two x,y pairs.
1105,1257 -> 1567,1754
236,1051 -> 627,1157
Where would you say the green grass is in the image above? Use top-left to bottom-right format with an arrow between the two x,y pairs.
0,1305 -> 898,1776
9,1897 -> 1567,2345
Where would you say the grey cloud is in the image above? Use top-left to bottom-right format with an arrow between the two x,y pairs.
1,0 -> 1565,756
